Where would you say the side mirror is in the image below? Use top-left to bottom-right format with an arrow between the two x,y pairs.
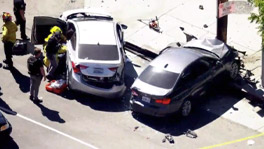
121,24 -> 128,30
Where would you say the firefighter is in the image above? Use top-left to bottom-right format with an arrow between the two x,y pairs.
1,12 -> 17,69
45,26 -> 66,80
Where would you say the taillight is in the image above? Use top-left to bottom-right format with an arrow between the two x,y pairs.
131,89 -> 138,96
71,62 -> 88,74
80,65 -> 88,69
71,61 -> 80,73
155,98 -> 171,105
109,67 -> 118,72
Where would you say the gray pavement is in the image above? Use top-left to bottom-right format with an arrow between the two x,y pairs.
0,0 -> 264,149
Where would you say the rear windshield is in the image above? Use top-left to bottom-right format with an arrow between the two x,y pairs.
78,44 -> 119,61
139,66 -> 179,89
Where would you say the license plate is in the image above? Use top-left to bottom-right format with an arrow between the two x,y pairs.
93,68 -> 103,73
142,96 -> 150,103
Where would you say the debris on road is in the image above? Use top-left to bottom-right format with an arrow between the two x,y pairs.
180,27 -> 184,31
163,134 -> 174,144
228,49 -> 264,104
199,5 -> 204,10
247,140 -> 255,146
203,24 -> 208,28
162,138 -> 166,143
184,129 -> 198,138
134,126 -> 139,131
138,16 -> 162,33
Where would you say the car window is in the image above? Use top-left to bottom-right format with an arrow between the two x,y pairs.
139,65 -> 179,89
78,44 -> 119,60
177,59 -> 211,87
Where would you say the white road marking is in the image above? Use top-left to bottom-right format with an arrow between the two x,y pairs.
17,113 -> 98,149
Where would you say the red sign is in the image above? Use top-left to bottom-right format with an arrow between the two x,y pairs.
219,1 -> 235,18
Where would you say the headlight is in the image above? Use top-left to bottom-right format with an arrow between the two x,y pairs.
0,123 -> 9,131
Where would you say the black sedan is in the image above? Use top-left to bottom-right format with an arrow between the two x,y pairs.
130,38 -> 241,117
0,111 -> 12,139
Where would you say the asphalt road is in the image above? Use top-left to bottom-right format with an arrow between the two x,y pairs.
0,0 -> 264,149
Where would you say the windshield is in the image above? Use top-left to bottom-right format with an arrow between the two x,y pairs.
139,65 -> 179,89
78,44 -> 119,61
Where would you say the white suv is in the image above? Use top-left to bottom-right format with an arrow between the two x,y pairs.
31,8 -> 127,98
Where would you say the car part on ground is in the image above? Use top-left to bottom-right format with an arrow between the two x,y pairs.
184,129 -> 198,138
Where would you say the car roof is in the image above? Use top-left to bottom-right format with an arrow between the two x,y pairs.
150,48 -> 204,73
76,21 -> 117,45
60,8 -> 112,21
183,38 -> 229,58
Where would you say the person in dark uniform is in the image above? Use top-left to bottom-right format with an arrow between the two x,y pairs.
27,48 -> 46,103
13,0 -> 29,40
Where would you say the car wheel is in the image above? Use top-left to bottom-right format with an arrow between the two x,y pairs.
230,61 -> 240,80
180,100 -> 192,117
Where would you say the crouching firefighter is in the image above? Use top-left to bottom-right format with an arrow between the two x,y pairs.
44,26 -> 66,80
1,12 -> 17,69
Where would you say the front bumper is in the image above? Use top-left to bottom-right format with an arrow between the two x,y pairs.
69,72 -> 126,99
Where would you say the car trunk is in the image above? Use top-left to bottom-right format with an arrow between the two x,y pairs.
131,79 -> 172,106
75,61 -> 121,89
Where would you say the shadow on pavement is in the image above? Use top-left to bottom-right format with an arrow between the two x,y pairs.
124,61 -> 138,88
132,84 -> 244,136
61,90 -> 130,112
132,107 -> 219,136
35,103 -> 65,123
0,136 -> 19,149
10,67 -> 30,93
229,77 -> 264,117
0,98 -> 17,115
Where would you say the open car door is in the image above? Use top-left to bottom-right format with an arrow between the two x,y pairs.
31,16 -> 67,45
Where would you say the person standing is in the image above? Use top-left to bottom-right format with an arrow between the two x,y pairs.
2,12 -> 17,69
27,48 -> 46,103
13,0 -> 29,40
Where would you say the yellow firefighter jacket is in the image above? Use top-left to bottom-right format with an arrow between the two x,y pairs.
2,21 -> 17,43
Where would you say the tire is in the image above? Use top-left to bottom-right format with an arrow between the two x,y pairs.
180,100 -> 192,117
229,61 -> 240,80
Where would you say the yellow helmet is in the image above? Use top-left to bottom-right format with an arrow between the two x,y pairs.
50,26 -> 62,34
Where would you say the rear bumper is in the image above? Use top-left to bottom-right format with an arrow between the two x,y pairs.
130,98 -> 179,117
69,72 -> 126,99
